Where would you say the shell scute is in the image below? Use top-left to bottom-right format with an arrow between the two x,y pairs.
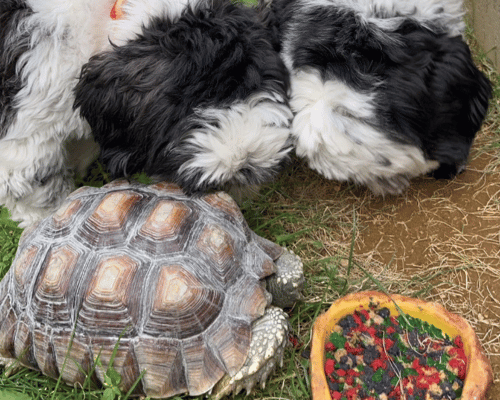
78,255 -> 140,335
52,333 -> 92,386
181,334 -> 226,396
203,192 -> 246,226
253,234 -> 284,261
134,337 -> 187,398
142,264 -> 224,339
33,328 -> 59,379
78,191 -> 145,248
13,244 -> 39,308
226,275 -> 269,322
242,241 -> 277,280
202,192 -> 253,242
46,198 -> 83,237
149,181 -> 184,195
102,179 -> 133,190
205,316 -> 251,377
91,339 -> 141,394
0,297 -> 16,358
131,199 -> 193,254
196,224 -> 243,288
32,245 -> 81,326
13,319 -> 36,368
17,219 -> 41,247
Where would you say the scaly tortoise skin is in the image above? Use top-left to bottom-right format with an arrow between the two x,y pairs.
0,180 -> 304,398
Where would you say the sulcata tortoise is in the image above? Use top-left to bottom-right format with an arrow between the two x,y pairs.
0,180 -> 304,398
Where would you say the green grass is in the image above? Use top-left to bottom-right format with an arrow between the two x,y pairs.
0,208 -> 23,281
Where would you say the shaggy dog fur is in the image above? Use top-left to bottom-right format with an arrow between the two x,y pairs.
0,0 -> 111,227
74,0 -> 292,196
269,0 -> 492,195
0,0 -> 292,226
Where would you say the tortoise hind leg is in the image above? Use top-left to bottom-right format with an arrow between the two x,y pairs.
211,306 -> 290,399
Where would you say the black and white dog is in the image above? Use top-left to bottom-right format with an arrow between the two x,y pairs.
270,0 -> 492,194
0,0 -> 292,227
0,0 -> 492,227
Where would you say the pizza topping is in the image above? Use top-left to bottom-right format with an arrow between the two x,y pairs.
324,304 -> 467,400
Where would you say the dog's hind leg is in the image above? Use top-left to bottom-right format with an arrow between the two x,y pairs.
0,136 -> 74,227
0,0 -> 113,226
0,134 -> 100,227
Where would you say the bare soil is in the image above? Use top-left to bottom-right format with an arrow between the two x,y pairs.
301,147 -> 500,398
351,152 -> 500,399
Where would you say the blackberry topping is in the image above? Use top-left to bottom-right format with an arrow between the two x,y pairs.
363,345 -> 380,364
378,307 -> 390,319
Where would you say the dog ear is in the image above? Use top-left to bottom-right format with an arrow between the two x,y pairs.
74,45 -> 125,130
457,51 -> 492,134
425,38 -> 492,179
73,45 -> 152,177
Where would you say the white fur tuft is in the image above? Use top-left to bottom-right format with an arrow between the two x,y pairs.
179,92 -> 293,188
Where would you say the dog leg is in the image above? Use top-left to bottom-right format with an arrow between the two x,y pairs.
287,69 -> 439,195
0,137 -> 74,227
0,0 -> 114,225
175,91 -> 293,194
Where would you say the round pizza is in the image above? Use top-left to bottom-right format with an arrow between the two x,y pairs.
324,303 -> 467,400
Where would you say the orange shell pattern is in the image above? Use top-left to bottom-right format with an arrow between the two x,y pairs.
0,181 -> 282,398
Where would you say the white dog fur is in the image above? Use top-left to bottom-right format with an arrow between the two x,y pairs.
0,0 -> 115,226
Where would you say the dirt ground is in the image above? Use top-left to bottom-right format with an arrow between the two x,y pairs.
333,148 -> 500,398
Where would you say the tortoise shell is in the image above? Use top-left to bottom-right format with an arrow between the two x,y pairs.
0,180 -> 285,397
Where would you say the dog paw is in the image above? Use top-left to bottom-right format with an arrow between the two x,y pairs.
176,92 -> 293,192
